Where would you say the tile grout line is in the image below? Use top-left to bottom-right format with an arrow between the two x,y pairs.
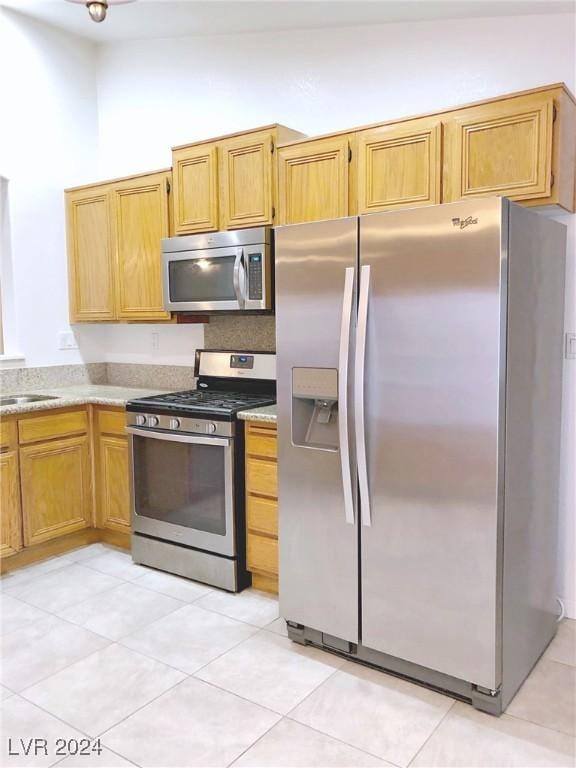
283,713 -> 403,767
226,716 -> 287,768
406,699 -> 456,767
98,673 -> 196,744
3,562 -> 128,617
9,690 -> 101,742
16,644 -> 193,748
503,710 -> 576,739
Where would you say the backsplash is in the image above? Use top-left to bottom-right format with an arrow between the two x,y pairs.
0,362 -> 195,392
105,363 -> 196,389
204,316 -> 276,351
0,363 -> 107,392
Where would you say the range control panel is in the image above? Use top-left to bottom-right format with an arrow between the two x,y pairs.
247,252 -> 263,300
230,354 -> 254,370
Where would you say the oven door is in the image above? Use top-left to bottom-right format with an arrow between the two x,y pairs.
127,428 -> 236,557
163,246 -> 246,312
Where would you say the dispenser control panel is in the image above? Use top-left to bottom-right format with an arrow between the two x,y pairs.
292,368 -> 338,400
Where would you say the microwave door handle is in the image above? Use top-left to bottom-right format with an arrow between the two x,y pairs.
233,249 -> 246,308
339,267 -> 355,525
355,264 -> 371,527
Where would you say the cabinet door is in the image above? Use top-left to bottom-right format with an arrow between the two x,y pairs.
220,130 -> 274,229
443,93 -> 554,203
357,119 -> 442,213
66,187 -> 115,322
98,434 -> 130,532
0,451 -> 22,557
112,172 -> 171,321
21,435 -> 91,546
277,136 -> 350,224
172,144 -> 219,234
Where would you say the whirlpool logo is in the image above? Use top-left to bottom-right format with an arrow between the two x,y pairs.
452,215 -> 478,229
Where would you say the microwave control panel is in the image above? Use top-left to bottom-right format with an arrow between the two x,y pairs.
247,252 -> 263,300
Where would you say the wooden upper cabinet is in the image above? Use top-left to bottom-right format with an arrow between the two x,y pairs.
66,187 -> 115,322
357,119 -> 442,214
172,143 -> 219,234
443,91 -> 556,204
219,130 -> 274,229
173,125 -> 305,233
277,136 -> 350,225
112,171 -> 171,321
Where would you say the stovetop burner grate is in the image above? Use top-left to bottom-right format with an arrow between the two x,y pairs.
128,388 -> 276,418
155,390 -> 273,409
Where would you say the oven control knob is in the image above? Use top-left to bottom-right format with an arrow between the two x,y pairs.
147,415 -> 159,427
135,414 -> 146,426
207,423 -> 217,434
169,418 -> 181,430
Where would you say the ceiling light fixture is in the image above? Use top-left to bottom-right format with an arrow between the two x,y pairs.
65,0 -> 136,24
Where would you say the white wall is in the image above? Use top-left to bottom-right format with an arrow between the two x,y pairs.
0,9 -> 99,366
94,14 -> 575,176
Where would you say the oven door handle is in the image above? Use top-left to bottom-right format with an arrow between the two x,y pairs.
233,248 -> 246,308
126,427 -> 231,448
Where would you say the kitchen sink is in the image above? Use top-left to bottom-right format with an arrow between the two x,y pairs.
0,394 -> 60,406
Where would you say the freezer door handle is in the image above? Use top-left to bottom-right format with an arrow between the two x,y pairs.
339,267 -> 355,525
355,264 -> 371,526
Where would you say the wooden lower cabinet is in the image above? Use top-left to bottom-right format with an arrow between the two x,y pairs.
0,449 -> 23,556
96,408 -> 130,533
20,434 -> 92,546
245,421 -> 278,594
1,405 -> 132,571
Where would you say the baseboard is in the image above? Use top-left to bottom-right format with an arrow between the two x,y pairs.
0,527 -> 129,573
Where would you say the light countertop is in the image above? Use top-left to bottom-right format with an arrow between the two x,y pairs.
0,384 -> 170,416
238,404 -> 277,423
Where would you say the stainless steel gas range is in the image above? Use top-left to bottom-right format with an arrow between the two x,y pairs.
126,350 -> 276,591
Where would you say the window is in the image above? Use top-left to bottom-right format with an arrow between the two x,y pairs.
0,175 -> 22,362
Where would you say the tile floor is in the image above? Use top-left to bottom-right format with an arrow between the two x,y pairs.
0,544 -> 574,768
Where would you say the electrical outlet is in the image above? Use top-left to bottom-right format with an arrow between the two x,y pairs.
58,331 -> 78,350
151,332 -> 160,352
566,332 -> 576,360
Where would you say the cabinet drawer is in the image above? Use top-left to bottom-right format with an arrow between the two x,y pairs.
247,532 -> 278,576
246,426 -> 277,459
19,410 -> 88,445
247,494 -> 278,537
0,420 -> 17,451
246,457 -> 277,498
97,409 -> 126,436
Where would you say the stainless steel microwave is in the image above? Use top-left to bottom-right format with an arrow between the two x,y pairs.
162,227 -> 273,313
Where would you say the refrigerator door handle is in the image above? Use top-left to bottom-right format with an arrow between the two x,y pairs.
355,264 -> 371,527
339,267 -> 355,525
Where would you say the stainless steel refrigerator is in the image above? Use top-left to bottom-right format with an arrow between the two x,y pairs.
275,198 -> 566,715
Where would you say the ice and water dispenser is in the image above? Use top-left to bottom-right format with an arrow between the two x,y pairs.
291,368 -> 339,451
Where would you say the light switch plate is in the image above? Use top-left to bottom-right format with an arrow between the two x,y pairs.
566,332 -> 576,360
